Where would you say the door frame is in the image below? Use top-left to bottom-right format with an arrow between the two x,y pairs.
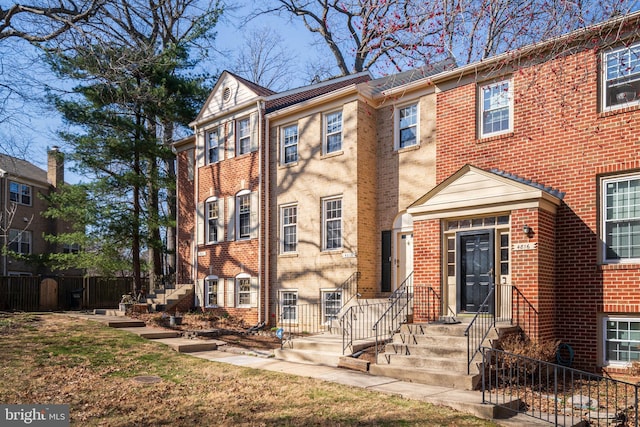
455,229 -> 495,314
392,212 -> 414,291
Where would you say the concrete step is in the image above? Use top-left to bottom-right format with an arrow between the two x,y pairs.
106,319 -> 146,328
153,337 -> 222,353
93,309 -> 126,317
386,342 -> 469,359
369,364 -> 481,390
381,353 -> 473,373
119,327 -> 182,339
392,333 -> 470,347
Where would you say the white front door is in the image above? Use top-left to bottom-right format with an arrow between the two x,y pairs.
395,232 -> 413,289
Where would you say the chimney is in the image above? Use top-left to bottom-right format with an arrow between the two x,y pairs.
47,146 -> 64,188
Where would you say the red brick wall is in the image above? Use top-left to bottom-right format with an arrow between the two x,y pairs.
176,148 -> 195,284
431,47 -> 640,371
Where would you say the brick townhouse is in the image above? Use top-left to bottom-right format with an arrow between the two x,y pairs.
176,71 -> 371,326
404,12 -> 640,372
0,146 -> 77,276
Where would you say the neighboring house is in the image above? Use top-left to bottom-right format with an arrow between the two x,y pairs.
0,147 -> 76,276
176,11 -> 640,373
180,71 -> 370,325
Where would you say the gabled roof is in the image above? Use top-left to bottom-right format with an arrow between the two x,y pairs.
0,153 -> 47,184
227,71 -> 276,97
408,165 -> 563,219
265,72 -> 371,113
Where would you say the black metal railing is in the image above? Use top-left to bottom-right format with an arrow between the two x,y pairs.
483,347 -> 639,426
341,301 -> 389,354
373,273 -> 414,363
511,285 -> 538,339
425,285 -> 457,322
277,302 -> 327,349
337,271 -> 361,309
465,284 -> 497,374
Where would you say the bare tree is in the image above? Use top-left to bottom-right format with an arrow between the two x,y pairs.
0,0 -> 104,42
233,26 -> 296,91
253,0 -> 639,75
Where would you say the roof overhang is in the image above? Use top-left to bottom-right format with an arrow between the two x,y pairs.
407,165 -> 563,221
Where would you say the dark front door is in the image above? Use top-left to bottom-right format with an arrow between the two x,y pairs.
458,231 -> 494,313
381,230 -> 392,293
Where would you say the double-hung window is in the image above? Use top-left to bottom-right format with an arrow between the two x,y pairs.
237,193 -> 251,239
479,79 -> 512,137
281,205 -> 297,253
604,317 -> 640,365
237,277 -> 251,306
282,124 -> 298,165
207,199 -> 221,244
207,128 -> 220,164
9,229 -> 31,254
323,197 -> 342,250
322,290 -> 342,324
9,181 -> 31,205
325,111 -> 342,154
205,276 -> 219,308
397,104 -> 418,149
603,42 -> 640,110
237,117 -> 251,155
281,291 -> 298,322
602,175 -> 640,262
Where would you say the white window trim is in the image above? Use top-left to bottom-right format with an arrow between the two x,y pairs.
602,42 -> 640,112
281,123 -> 298,165
236,116 -> 251,156
9,181 -> 32,206
280,203 -> 298,254
207,127 -> 220,164
205,197 -> 223,245
601,173 -> 640,264
321,288 -> 342,324
236,273 -> 251,308
322,196 -> 342,251
205,275 -> 219,308
602,315 -> 640,367
394,102 -> 419,150
324,110 -> 343,154
280,290 -> 298,323
236,189 -> 251,240
478,78 -> 513,138
9,229 -> 32,255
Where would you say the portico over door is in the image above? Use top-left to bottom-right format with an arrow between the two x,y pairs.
457,230 -> 494,313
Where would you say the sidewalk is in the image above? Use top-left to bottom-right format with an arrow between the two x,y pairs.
65,312 -> 550,426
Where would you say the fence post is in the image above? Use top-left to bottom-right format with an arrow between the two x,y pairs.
554,366 -> 558,426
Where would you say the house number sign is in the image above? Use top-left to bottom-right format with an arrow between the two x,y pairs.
512,243 -> 537,251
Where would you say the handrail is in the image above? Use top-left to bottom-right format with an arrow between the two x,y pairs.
340,301 -> 389,354
373,272 -> 414,363
464,284 -> 496,374
426,286 -> 456,322
337,271 -> 361,311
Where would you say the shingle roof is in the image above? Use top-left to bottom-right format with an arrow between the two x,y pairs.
266,72 -> 372,113
364,58 -> 457,96
490,168 -> 565,199
0,153 -> 47,184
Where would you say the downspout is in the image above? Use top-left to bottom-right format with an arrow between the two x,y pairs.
257,100 -> 264,324
1,171 -> 6,275
264,108 -> 270,326
193,129 -> 201,308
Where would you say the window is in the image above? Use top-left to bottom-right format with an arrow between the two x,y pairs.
205,276 -> 219,308
604,317 -> 640,365
207,128 -> 220,164
237,117 -> 251,155
281,291 -> 298,322
9,181 -> 31,205
237,193 -> 251,239
396,104 -> 418,149
207,199 -> 221,244
237,277 -> 251,306
322,290 -> 342,324
323,197 -> 342,250
325,111 -> 342,153
603,43 -> 640,110
282,124 -> 298,164
479,79 -> 512,137
63,243 -> 80,254
281,205 -> 297,253
9,229 -> 31,254
602,175 -> 640,262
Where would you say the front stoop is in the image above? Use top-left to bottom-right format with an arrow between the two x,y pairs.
370,322 -> 511,391
274,333 -> 374,367
147,284 -> 194,312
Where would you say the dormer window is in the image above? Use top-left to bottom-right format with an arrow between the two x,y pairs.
603,42 -> 640,110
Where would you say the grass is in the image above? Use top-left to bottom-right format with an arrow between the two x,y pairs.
0,313 -> 498,426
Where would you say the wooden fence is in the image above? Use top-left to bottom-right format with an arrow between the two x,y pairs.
0,276 -> 136,311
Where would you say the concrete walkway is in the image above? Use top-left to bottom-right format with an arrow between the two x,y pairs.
62,312 -> 551,426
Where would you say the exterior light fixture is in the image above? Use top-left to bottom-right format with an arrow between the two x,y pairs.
523,225 -> 533,237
